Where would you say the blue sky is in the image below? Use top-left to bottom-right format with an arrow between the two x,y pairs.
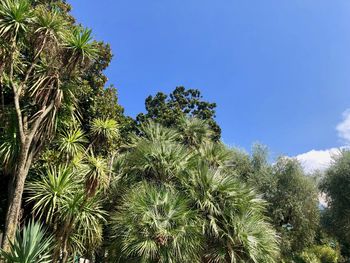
69,0 -> 350,160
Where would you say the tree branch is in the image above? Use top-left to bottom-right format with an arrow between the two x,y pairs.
27,102 -> 55,145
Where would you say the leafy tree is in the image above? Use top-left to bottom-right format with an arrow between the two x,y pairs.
183,162 -> 279,263
320,150 -> 350,258
267,158 -> 320,258
136,86 -> 221,140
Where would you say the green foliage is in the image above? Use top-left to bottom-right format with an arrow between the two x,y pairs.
110,183 -> 203,263
26,165 -> 78,223
0,220 -> 53,263
268,158 -> 320,257
0,0 -> 33,42
136,86 -> 221,140
320,150 -> 350,258
184,163 -> 279,263
57,127 -> 87,161
26,164 -> 106,257
297,245 -> 339,263
110,123 -> 280,262
0,0 -> 332,261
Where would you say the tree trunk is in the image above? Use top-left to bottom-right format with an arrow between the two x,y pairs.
1,144 -> 31,251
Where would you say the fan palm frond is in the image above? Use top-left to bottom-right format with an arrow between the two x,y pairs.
185,163 -> 279,263
126,139 -> 191,183
130,121 -> 180,146
110,183 -> 203,263
178,116 -> 213,148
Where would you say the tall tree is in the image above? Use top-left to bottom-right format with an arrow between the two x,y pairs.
0,0 -> 107,249
136,86 -> 221,140
265,158 -> 319,258
320,150 -> 350,258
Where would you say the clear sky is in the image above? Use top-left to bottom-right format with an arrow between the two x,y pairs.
68,0 -> 350,160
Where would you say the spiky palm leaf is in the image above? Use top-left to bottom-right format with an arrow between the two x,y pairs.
197,142 -> 233,168
0,0 -> 33,42
110,183 -> 203,263
57,127 -> 87,161
125,122 -> 190,183
60,192 -> 106,255
126,139 -> 191,183
33,6 -> 65,41
65,27 -> 98,66
131,121 -> 180,145
0,220 -> 53,263
26,165 -> 80,224
83,153 -> 109,196
26,165 -> 106,257
90,118 -> 119,142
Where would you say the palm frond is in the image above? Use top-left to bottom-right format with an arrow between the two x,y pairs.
0,0 -> 33,42
26,165 -> 80,223
109,183 -> 203,263
57,127 -> 87,161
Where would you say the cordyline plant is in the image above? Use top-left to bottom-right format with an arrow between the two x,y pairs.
0,0 -> 98,250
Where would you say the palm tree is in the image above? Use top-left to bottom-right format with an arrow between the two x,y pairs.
0,0 -> 98,248
197,142 -> 233,169
178,116 -> 213,148
124,122 -> 190,183
184,162 -> 279,263
109,182 -> 203,263
26,165 -> 79,224
0,220 -> 53,263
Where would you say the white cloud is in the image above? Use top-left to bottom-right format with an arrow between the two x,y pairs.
292,109 -> 350,174
295,148 -> 340,174
336,109 -> 350,144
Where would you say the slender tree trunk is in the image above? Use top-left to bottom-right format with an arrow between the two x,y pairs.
2,143 -> 31,251
0,81 -> 4,114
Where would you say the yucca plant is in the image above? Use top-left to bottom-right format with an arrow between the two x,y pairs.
57,127 -> 87,162
0,0 -> 33,42
91,118 -> 119,143
26,165 -> 80,224
0,220 -> 53,263
83,153 -> 109,196
65,27 -> 98,69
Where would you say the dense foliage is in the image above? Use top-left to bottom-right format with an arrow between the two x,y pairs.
0,0 -> 347,262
